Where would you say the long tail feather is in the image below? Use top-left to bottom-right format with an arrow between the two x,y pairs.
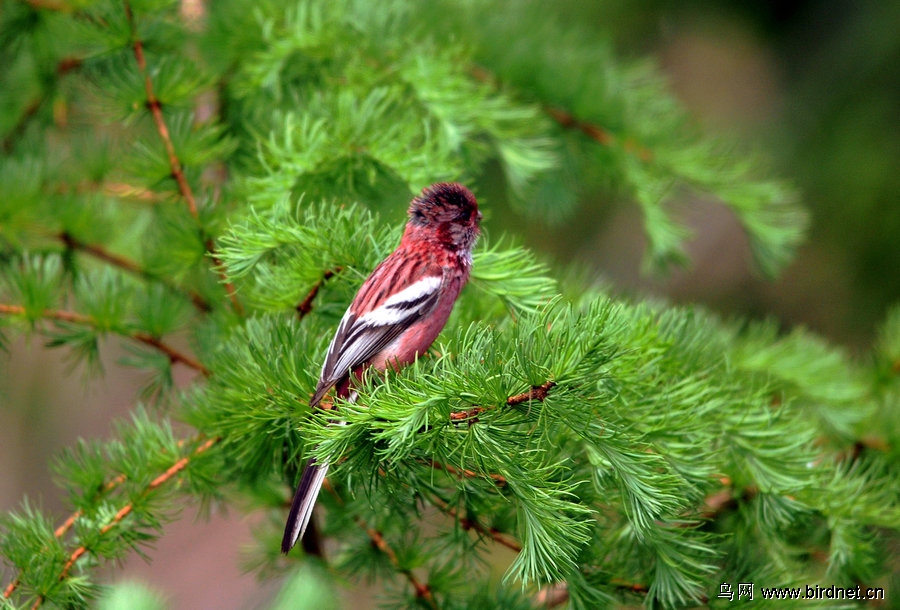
281,457 -> 329,553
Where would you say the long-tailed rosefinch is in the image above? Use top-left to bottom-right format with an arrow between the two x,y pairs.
282,182 -> 481,553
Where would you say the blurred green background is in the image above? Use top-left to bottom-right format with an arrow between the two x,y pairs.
491,0 -> 900,350
2,0 -> 899,607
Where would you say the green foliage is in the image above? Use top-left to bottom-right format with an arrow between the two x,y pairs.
0,0 -> 897,609
422,0 -> 806,275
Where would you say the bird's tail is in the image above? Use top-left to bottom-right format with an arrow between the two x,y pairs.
281,457 -> 329,553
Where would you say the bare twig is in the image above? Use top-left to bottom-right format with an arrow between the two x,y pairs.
0,303 -> 210,376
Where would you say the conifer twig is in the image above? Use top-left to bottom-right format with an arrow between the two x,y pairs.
356,518 -> 439,610
0,303 -> 210,376
124,2 -> 197,219
2,473 -> 127,601
57,231 -> 212,312
320,484 -> 437,607
424,459 -> 507,486
448,381 -> 556,422
296,267 -> 341,319
3,435 -> 210,601
21,437 -> 219,609
469,65 -> 654,162
428,495 -> 522,553
123,2 -> 243,316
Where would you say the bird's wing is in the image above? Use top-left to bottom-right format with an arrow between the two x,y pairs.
309,265 -> 444,407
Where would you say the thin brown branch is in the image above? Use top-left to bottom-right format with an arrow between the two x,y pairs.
545,106 -> 654,161
131,331 -> 210,375
430,495 -> 522,553
356,518 -> 439,610
320,484 -> 437,607
124,2 -> 197,218
123,3 -> 244,316
1,580 -> 18,600
507,380 -> 556,406
296,267 -> 341,319
1,473 -> 125,600
448,406 -> 484,423
469,65 -> 654,163
532,576 -> 651,606
448,381 -> 556,423
425,459 -> 507,486
433,493 -> 651,605
609,578 -> 651,594
56,474 -> 128,539
22,437 -> 219,608
58,231 -> 212,312
0,303 -> 210,376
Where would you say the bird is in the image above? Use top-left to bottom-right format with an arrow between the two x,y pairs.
282,182 -> 481,553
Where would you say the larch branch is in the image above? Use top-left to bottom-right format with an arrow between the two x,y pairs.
124,2 -> 197,218
469,65 -> 654,162
448,380 -> 556,422
19,437 -> 218,608
58,231 -> 212,312
357,518 -> 439,610
296,267 -> 341,319
0,303 -> 210,376
429,495 -> 522,553
123,2 -> 243,315
425,459 -> 507,486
